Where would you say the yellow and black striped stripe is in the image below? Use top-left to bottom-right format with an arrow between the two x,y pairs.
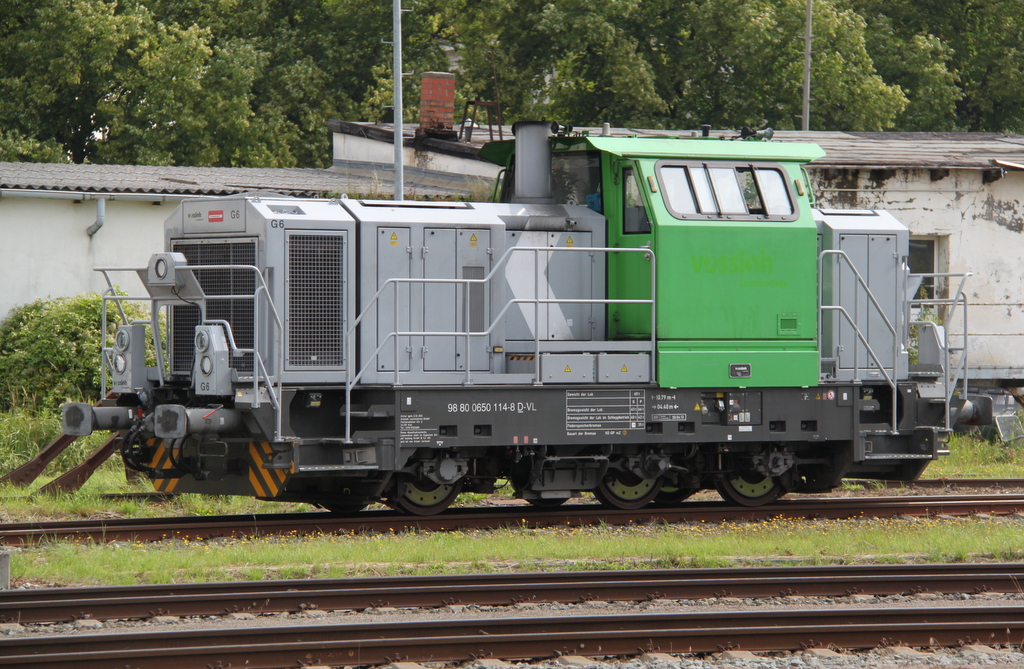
148,439 -> 290,498
247,441 -> 288,498
148,439 -> 180,494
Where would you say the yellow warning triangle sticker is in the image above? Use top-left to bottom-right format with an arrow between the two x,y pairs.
470,234 -> 477,241
564,365 -> 572,373
390,232 -> 398,240
621,365 -> 628,373
694,403 -> 702,411
566,236 -> 574,246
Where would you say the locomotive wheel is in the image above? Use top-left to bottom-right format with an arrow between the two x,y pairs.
391,478 -> 463,516
653,485 -> 698,506
715,472 -> 785,507
593,472 -> 662,510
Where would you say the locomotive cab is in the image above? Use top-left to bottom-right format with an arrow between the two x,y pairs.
63,123 -> 989,514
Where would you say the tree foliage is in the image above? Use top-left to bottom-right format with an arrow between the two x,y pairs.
0,0 -> 1022,168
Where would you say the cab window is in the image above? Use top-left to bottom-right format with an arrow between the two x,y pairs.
623,167 -> 651,234
657,161 -> 797,221
552,151 -> 602,212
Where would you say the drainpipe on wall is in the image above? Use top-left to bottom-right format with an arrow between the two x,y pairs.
86,196 -> 106,237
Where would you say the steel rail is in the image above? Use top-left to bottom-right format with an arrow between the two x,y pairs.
2,606 -> 1023,668
1,563 -> 1023,625
2,493 -> 1023,546
860,478 -> 1024,489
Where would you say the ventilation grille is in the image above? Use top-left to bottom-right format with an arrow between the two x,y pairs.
287,234 -> 345,367
170,239 -> 257,374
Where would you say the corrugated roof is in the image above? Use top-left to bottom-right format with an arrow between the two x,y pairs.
5,127 -> 1021,198
414,122 -> 1024,171
774,130 -> 1024,170
0,162 -> 456,197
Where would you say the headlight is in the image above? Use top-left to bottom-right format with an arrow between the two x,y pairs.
113,354 -> 127,374
195,330 -> 210,352
199,355 -> 214,376
115,329 -> 130,351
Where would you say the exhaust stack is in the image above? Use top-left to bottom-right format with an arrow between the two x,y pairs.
512,121 -> 559,204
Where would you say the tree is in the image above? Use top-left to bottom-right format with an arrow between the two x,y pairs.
452,0 -> 667,126
0,131 -> 65,162
0,0 -> 451,166
450,0 -> 907,131
0,0 -> 134,163
849,0 -> 1024,132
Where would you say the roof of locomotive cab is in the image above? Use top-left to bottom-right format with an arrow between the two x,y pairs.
478,134 -> 826,166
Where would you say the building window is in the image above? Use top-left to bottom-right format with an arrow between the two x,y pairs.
909,238 -> 936,299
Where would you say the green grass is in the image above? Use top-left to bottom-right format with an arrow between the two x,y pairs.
12,515 -> 1024,587
923,431 -> 1024,478
0,408 -> 120,474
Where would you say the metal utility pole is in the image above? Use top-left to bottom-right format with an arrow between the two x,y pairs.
392,0 -> 404,200
802,0 -> 812,132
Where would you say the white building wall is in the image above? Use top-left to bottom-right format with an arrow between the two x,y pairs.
0,196 -> 170,321
811,168 -> 1024,384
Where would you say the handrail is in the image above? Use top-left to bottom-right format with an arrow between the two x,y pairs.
817,249 -> 972,435
820,305 -> 899,434
96,263 -> 287,442
910,271 -> 971,429
343,245 -> 656,443
818,249 -> 901,432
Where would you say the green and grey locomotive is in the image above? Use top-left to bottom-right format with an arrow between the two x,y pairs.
62,123 -> 990,514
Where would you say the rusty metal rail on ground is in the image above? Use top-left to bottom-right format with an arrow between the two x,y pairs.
857,478 -> 1024,489
2,606 -> 1023,668
0,493 -> 1022,546
0,394 -> 121,493
0,562 -> 1022,624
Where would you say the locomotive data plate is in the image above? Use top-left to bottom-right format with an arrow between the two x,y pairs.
565,389 -> 646,436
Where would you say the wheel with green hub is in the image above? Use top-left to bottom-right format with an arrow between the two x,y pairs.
593,472 -> 663,510
715,471 -> 785,506
390,478 -> 463,515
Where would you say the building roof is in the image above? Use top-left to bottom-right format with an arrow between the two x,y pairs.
772,130 -> 1024,170
0,161 -> 456,198
361,121 -> 1024,172
5,127 -> 1021,200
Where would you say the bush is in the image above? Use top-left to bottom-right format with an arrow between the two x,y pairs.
0,293 -> 146,414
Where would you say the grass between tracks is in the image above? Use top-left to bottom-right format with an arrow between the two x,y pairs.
10,515 -> 1024,587
3,411 -> 1024,587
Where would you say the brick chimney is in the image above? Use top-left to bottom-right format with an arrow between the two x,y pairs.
418,72 -> 457,139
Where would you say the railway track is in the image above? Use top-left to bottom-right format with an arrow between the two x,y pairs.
1,493 -> 1023,546
864,477 -> 1024,489
1,562 -> 1022,624
2,605 -> 1022,668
